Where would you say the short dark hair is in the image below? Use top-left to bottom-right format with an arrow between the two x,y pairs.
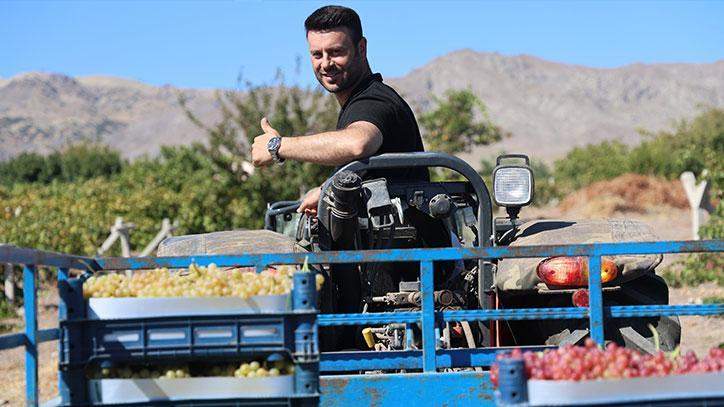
305,5 -> 363,44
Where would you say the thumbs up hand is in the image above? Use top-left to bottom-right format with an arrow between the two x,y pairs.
252,117 -> 281,167
260,117 -> 279,137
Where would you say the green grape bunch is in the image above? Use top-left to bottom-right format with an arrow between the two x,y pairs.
89,359 -> 295,379
83,263 -> 324,299
233,360 -> 294,378
93,364 -> 191,380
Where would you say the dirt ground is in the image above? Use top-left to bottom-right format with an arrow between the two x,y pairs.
1,178 -> 721,405
2,285 -> 59,406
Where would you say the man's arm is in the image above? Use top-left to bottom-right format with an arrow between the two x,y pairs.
251,118 -> 382,167
280,121 -> 382,165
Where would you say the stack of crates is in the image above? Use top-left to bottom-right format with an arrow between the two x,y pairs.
56,269 -> 319,406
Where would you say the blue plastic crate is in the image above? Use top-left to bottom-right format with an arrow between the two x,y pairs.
59,313 -> 317,367
56,272 -> 320,406
59,272 -> 317,364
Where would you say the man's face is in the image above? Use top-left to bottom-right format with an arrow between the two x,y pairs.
307,28 -> 366,94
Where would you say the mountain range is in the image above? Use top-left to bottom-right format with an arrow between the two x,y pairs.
1,50 -> 723,164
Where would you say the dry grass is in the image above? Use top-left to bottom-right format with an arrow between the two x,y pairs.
559,173 -> 688,217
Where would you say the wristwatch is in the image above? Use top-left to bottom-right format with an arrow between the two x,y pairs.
267,136 -> 285,165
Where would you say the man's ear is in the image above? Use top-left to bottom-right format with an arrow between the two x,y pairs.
357,37 -> 367,59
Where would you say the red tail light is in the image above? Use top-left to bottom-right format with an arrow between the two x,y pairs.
572,289 -> 589,307
536,256 -> 618,287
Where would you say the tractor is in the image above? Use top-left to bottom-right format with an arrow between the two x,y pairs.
159,152 -> 680,354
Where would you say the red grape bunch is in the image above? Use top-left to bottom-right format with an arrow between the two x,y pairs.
490,340 -> 724,387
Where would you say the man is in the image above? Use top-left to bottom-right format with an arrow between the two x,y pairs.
251,5 -> 428,214
251,5 -> 445,349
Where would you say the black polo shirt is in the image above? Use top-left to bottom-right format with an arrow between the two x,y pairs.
336,73 -> 429,181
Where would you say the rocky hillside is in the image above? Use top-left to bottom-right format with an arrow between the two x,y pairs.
0,73 -> 219,160
390,50 -> 724,163
1,50 -> 723,162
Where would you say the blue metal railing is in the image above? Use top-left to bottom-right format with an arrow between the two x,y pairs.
1,240 -> 722,405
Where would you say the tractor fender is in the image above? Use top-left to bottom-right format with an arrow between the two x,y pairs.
496,219 -> 662,290
157,229 -> 307,257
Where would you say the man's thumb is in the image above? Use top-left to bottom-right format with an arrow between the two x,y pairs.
260,117 -> 276,133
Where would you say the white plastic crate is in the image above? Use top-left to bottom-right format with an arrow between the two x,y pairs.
526,372 -> 724,406
88,376 -> 294,404
87,294 -> 289,319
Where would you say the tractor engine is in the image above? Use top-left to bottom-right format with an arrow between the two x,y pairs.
317,170 -> 474,351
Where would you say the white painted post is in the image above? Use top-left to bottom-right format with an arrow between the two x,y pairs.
97,217 -> 136,276
98,217 -> 136,257
119,231 -> 131,258
680,172 -> 708,240
140,218 -> 178,257
96,217 -> 121,255
3,263 -> 14,303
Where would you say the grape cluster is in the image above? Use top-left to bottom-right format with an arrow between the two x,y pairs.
83,264 -> 324,299
490,340 -> 724,387
231,360 -> 293,378
95,365 -> 191,379
91,359 -> 294,379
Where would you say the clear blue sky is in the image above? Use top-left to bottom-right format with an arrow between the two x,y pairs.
2,1 -> 723,89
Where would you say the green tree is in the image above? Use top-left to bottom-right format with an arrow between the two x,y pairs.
0,144 -> 125,186
179,77 -> 339,229
0,151 -> 48,185
55,144 -> 125,182
418,89 -> 507,155
529,159 -> 560,205
0,178 -> 180,255
631,108 -> 723,193
552,108 -> 724,196
553,141 -> 631,193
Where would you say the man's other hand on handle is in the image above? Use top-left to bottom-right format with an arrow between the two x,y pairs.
297,186 -> 321,217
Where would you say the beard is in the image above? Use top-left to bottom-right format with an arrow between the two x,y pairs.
315,54 -> 367,94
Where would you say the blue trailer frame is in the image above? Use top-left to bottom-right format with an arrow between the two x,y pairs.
1,240 -> 723,406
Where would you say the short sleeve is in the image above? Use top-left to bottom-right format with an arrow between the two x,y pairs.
340,95 -> 395,135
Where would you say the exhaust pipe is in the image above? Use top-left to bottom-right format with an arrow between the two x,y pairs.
325,170 -> 362,249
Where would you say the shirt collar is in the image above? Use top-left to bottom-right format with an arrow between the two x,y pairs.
341,73 -> 383,110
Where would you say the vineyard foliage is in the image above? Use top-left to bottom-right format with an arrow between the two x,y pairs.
663,200 -> 724,287
0,79 -> 337,255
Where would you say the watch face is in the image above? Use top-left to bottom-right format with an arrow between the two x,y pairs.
267,137 -> 280,150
